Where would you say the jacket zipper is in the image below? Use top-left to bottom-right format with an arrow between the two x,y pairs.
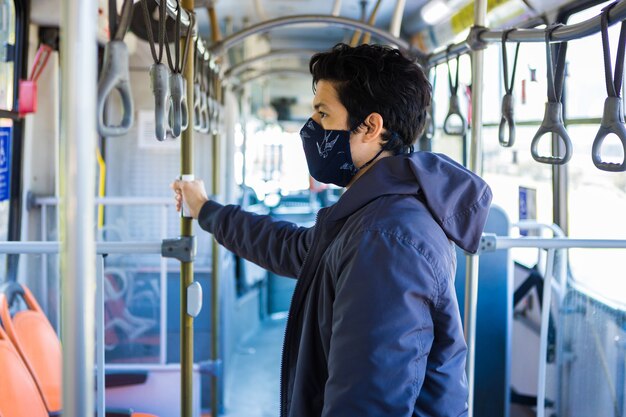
279,210 -> 322,417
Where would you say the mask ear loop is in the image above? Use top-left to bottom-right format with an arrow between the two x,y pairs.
354,123 -> 404,171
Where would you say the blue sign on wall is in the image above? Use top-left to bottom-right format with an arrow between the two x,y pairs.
0,126 -> 12,202
518,186 -> 537,237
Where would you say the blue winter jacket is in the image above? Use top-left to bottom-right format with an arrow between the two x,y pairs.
198,151 -> 492,417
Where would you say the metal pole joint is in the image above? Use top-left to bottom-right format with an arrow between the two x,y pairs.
26,191 -> 38,211
467,25 -> 490,52
478,233 -> 497,253
162,236 -> 197,262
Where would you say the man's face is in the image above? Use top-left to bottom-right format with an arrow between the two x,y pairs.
310,80 -> 384,171
311,80 -> 351,130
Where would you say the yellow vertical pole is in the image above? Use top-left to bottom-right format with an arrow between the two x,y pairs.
208,4 -> 222,415
211,75 -> 221,416
181,1 -> 195,417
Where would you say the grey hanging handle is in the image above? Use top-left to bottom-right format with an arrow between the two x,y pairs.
210,97 -> 220,135
149,63 -> 170,142
198,58 -> 210,133
97,0 -> 134,137
592,3 -> 626,172
531,25 -> 572,165
141,0 -> 170,141
164,2 -> 194,138
97,41 -> 134,137
443,94 -> 466,136
498,94 -> 516,148
168,73 -> 185,138
530,102 -> 572,165
593,97 -> 626,172
199,88 -> 210,133
499,29 -> 520,148
182,78 -> 189,131
443,49 -> 467,136
193,82 -> 202,130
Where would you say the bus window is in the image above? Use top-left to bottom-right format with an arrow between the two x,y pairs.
565,1 -> 626,307
481,40 -> 555,225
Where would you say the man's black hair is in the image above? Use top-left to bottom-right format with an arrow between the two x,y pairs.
309,43 -> 431,154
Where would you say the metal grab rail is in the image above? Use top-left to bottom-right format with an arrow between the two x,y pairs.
0,241 -> 163,254
60,0 -> 98,414
223,49 -> 318,78
34,196 -> 175,205
230,68 -> 311,89
478,233 -> 626,417
154,0 -> 192,29
0,241 -> 170,417
427,0 -> 626,67
479,235 -> 626,250
510,222 -> 567,417
207,14 -> 425,61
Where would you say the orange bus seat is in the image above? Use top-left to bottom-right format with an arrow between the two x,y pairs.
0,283 -> 62,413
0,306 -> 49,417
0,283 -> 158,417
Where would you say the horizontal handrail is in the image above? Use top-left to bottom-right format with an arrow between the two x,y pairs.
33,196 -> 175,206
480,234 -> 626,252
0,241 -> 163,254
427,0 -> 626,67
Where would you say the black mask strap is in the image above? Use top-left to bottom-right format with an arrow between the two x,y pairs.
356,130 -> 406,170
357,147 -> 387,171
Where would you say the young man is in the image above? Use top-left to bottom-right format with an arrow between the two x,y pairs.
172,43 -> 492,417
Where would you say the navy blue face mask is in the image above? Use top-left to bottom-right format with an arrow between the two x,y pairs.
300,118 -> 386,187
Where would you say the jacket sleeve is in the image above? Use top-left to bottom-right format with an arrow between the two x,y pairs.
322,229 -> 437,417
197,200 -> 314,278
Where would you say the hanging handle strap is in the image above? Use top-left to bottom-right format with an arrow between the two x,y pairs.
498,29 -> 521,148
200,59 -> 212,134
109,0 -> 133,41
208,60 -> 216,134
592,2 -> 626,172
142,0 -> 169,141
150,63 -> 170,141
213,63 -> 222,135
199,59 -> 210,133
29,44 -> 53,82
140,0 -> 167,64
193,38 -> 203,131
96,0 -> 134,137
530,25 -> 573,165
443,47 -> 467,136
165,3 -> 195,137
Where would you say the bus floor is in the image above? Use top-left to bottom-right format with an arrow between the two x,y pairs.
222,316 -> 286,417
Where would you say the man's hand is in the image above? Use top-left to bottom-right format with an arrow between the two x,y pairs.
171,179 -> 209,219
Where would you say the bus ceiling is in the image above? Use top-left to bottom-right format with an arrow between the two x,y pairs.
27,0 -> 591,55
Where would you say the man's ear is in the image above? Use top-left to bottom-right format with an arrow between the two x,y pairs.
362,113 -> 384,144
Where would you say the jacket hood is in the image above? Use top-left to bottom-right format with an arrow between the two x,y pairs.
328,152 -> 492,254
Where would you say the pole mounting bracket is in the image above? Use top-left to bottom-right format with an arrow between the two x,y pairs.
162,236 -> 197,262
